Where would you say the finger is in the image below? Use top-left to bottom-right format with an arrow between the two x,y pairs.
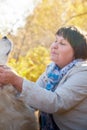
0,68 -> 4,73
0,83 -> 3,87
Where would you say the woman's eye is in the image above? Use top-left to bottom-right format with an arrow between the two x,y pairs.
55,40 -> 57,43
60,42 -> 65,45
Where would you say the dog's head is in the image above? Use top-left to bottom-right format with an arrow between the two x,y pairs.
0,36 -> 12,65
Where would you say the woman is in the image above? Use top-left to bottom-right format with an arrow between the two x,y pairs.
0,26 -> 87,130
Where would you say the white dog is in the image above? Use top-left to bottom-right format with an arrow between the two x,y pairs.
0,37 -> 38,130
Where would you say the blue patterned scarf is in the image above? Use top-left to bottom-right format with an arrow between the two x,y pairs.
40,59 -> 80,130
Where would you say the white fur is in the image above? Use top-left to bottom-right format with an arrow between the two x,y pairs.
0,37 -> 38,130
0,37 -> 12,65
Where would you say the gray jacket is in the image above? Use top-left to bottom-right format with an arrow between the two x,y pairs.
20,61 -> 87,130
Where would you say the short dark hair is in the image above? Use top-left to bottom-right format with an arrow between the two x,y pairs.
56,26 -> 87,60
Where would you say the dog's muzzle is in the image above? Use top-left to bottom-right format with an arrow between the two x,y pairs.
2,36 -> 7,39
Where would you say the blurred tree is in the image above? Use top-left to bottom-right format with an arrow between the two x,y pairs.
8,46 -> 50,81
7,0 -> 87,81
61,0 -> 87,30
8,0 -> 87,59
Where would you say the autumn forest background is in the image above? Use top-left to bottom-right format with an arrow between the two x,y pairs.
2,0 -> 87,81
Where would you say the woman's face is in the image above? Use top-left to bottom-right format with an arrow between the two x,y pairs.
50,35 -> 75,68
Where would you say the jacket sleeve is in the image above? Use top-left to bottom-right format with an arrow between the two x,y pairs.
20,70 -> 87,114
20,72 -> 60,113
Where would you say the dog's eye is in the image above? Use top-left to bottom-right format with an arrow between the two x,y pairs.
6,50 -> 10,55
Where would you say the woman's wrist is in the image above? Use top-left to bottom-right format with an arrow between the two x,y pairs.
11,73 -> 23,92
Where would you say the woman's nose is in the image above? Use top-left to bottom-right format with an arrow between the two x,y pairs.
51,41 -> 58,49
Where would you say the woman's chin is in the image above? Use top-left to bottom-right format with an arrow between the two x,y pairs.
50,57 -> 56,63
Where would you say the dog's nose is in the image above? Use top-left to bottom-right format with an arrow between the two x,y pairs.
2,36 -> 7,39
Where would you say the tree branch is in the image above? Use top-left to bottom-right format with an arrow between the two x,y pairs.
62,12 -> 87,25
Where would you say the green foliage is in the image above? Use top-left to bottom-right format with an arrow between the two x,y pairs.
8,46 -> 50,81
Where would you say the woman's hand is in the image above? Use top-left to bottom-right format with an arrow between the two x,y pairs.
0,67 -> 23,92
0,67 -> 12,84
